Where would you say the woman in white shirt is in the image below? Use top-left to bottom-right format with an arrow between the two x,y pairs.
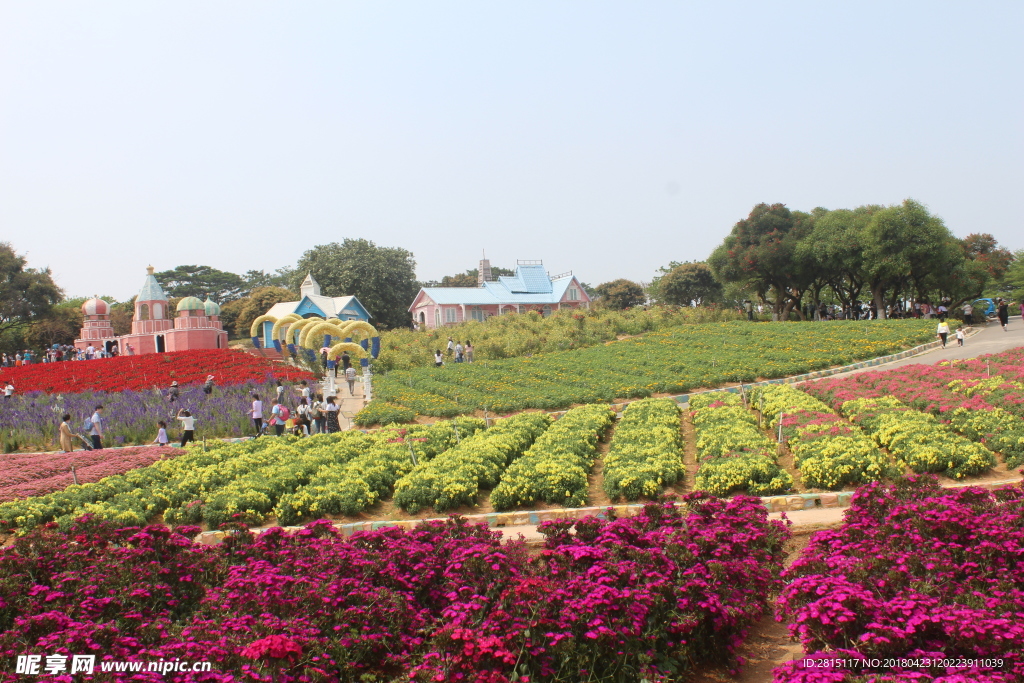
251,393 -> 264,436
176,409 -> 196,447
323,396 -> 340,433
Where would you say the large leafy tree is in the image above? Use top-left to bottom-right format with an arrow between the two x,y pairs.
593,279 -> 646,310
27,300 -> 83,348
861,199 -> 960,319
0,242 -> 63,340
242,267 -> 295,292
797,205 -> 882,309
652,262 -> 723,306
708,203 -> 814,320
154,265 -> 247,303
231,286 -> 297,338
294,239 -> 419,330
997,249 -> 1024,301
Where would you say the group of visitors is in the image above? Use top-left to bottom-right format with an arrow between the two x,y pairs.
0,343 -> 137,367
251,380 -> 341,437
436,338 -> 474,366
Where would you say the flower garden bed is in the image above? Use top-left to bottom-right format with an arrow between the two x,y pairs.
602,398 -> 685,501
776,476 -> 1024,682
0,445 -> 183,502
690,392 -> 793,497
362,320 -> 936,420
490,404 -> 614,510
750,384 -> 897,489
0,495 -> 789,682
0,348 -> 312,393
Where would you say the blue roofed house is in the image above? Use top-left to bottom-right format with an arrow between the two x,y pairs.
409,259 -> 591,329
259,273 -> 371,346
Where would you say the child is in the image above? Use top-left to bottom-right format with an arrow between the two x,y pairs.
955,326 -> 965,347
154,420 -> 169,446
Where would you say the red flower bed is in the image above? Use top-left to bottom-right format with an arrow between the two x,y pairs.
0,445 -> 184,502
0,349 -> 313,394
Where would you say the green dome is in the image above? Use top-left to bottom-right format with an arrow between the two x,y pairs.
203,297 -> 221,316
176,296 -> 205,312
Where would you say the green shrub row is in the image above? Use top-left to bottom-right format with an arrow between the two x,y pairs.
602,398 -> 684,501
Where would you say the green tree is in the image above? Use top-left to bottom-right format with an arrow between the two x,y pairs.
862,199 -> 960,319
593,279 -> 646,310
797,205 -> 882,310
652,262 -> 723,306
708,203 -> 814,320
294,239 -> 419,329
242,267 -> 295,292
998,250 -> 1024,300
26,300 -> 83,348
153,265 -> 246,302
232,286 -> 297,338
0,242 -> 63,343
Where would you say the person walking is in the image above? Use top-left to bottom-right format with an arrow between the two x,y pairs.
89,405 -> 104,450
295,398 -> 311,436
955,326 -> 965,347
962,301 -> 973,326
251,393 -> 264,436
744,300 -> 753,321
176,409 -> 196,447
275,380 -> 285,405
125,343 -> 135,356
309,393 -> 325,436
936,320 -> 950,348
997,299 -> 1009,331
455,341 -> 464,363
344,365 -> 357,395
271,400 -> 289,437
446,337 -> 455,357
323,396 -> 340,433
59,414 -> 75,453
465,340 -> 474,363
340,351 -> 351,372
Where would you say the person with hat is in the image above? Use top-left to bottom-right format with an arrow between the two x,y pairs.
203,375 -> 215,395
168,381 -> 180,403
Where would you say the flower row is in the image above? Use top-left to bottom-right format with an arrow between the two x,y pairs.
393,412 -> 551,513
690,393 -> 793,497
490,404 -> 615,510
750,384 -> 897,490
603,398 -> 685,500
0,348 -> 312,394
0,494 -> 790,682
776,476 -> 1024,682
840,396 -> 995,478
363,320 -> 936,419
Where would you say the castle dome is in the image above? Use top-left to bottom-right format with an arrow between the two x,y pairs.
82,297 -> 109,316
176,296 -> 206,313
203,296 -> 221,316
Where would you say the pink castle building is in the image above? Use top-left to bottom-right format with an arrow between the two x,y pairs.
75,266 -> 228,355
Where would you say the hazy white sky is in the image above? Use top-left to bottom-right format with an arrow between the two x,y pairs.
2,1 -> 1021,301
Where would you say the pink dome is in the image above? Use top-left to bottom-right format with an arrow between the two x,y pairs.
82,297 -> 109,316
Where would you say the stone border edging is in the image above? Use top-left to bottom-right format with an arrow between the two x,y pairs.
194,477 -> 1022,545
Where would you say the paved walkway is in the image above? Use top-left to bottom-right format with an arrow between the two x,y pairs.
839,317 -> 1024,375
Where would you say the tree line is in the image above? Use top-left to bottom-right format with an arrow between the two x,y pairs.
596,200 -> 1021,318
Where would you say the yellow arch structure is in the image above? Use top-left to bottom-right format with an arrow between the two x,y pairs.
327,342 -> 368,361
337,320 -> 377,340
249,314 -> 278,339
299,321 -> 350,349
270,314 -> 302,342
285,317 -> 322,346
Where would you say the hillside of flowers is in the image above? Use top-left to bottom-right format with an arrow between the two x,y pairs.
0,349 -> 313,394
775,476 -> 1024,682
359,319 -> 935,422
0,495 -> 789,682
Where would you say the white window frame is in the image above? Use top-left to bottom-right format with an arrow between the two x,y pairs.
568,287 -> 579,301
445,307 -> 457,324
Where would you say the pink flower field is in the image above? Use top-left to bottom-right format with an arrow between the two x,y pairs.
0,446 -> 183,502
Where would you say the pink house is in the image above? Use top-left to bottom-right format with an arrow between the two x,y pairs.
75,266 -> 228,355
409,260 -> 591,329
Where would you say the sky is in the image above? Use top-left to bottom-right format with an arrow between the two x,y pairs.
1,1 -> 1022,301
